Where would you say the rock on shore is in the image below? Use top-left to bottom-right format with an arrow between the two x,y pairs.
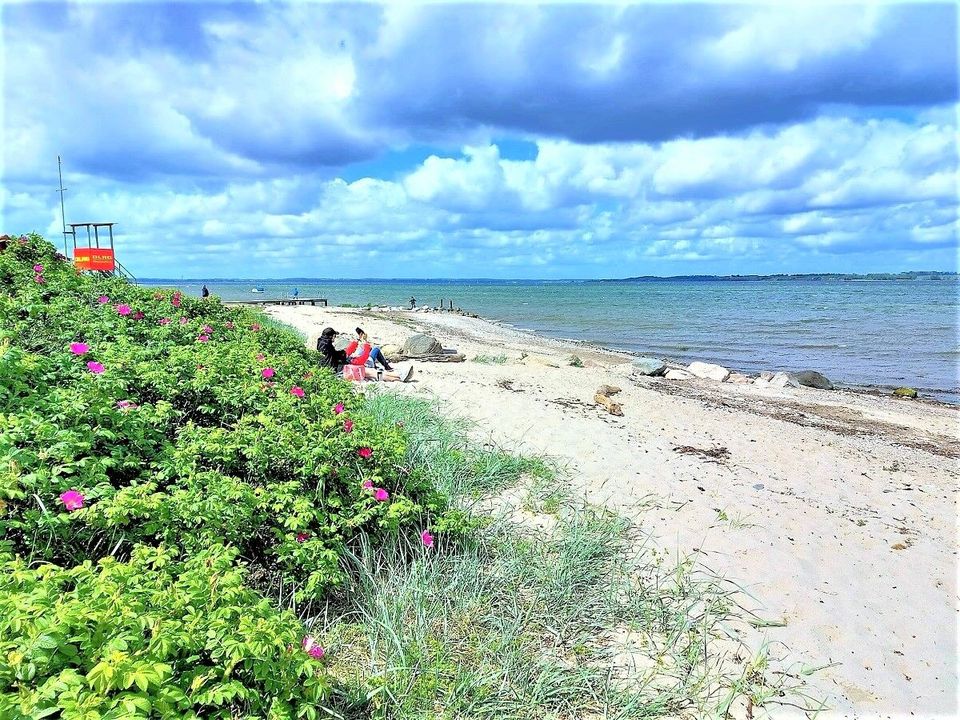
687,361 -> 731,382
631,357 -> 667,376
792,370 -> 834,390
403,333 -> 443,356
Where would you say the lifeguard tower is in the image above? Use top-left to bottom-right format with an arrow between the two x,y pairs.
64,222 -> 136,281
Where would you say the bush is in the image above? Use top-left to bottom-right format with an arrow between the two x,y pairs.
0,543 -> 330,719
0,234 -> 450,593
0,234 -> 460,716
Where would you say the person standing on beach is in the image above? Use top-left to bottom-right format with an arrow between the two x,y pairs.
410,296 -> 416,309
201,284 -> 210,299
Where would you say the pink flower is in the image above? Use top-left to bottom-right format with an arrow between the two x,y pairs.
33,264 -> 44,273
34,274 -> 45,284
357,447 -> 372,458
60,490 -> 85,511
97,295 -> 110,304
343,419 -> 354,434
374,488 -> 389,502
133,311 -> 145,321
421,530 -> 435,548
250,323 -> 261,332
179,317 -> 189,325
158,317 -> 171,325
256,353 -> 266,361
86,361 -> 105,374
261,367 -> 275,379
290,386 -> 304,398
117,400 -> 138,411
171,292 -> 182,308
296,532 -> 309,542
333,402 -> 345,415
302,636 -> 324,659
116,304 -> 131,316
69,342 -> 89,355
362,479 -> 374,490
202,325 -> 213,334
197,334 -> 210,343
225,321 -> 235,330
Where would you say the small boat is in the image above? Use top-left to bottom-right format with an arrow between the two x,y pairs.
251,287 -> 265,293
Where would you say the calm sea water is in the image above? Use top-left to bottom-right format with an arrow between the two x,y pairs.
145,278 -> 960,402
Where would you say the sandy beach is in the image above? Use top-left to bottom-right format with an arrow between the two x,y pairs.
265,303 -> 958,718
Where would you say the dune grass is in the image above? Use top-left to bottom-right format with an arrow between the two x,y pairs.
315,393 -> 822,719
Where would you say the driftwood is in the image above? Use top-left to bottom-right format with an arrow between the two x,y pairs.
593,392 -> 623,416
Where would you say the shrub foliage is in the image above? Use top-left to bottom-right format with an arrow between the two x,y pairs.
0,234 -> 450,718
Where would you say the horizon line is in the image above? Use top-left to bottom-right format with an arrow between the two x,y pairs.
138,270 -> 958,283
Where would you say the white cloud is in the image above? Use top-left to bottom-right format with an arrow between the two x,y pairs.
1,3 -> 956,277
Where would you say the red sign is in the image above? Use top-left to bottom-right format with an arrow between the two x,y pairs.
74,248 -> 115,271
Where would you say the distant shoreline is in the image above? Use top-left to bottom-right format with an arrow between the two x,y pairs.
141,271 -> 958,284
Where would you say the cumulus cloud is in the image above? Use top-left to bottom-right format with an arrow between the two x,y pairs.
1,3 -> 957,277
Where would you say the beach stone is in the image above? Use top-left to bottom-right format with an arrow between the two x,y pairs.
792,370 -> 834,390
380,344 -> 403,361
768,371 -> 801,389
402,333 -> 442,356
688,361 -> 731,382
595,384 -> 621,396
631,357 -> 666,376
893,387 -> 918,398
726,372 -> 753,384
665,368 -> 693,380
758,371 -> 775,382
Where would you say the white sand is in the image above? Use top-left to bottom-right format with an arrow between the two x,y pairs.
267,304 -> 959,718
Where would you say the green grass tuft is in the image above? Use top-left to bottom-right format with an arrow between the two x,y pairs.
472,354 -> 509,365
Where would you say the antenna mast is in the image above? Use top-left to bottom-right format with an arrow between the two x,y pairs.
57,156 -> 69,257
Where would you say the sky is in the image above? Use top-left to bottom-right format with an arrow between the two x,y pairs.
1,2 -> 958,279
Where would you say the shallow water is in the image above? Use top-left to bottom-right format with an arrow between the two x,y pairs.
146,278 -> 960,402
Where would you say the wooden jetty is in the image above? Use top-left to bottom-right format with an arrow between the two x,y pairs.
234,298 -> 328,307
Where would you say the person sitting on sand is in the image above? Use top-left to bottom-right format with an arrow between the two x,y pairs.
355,326 -> 392,371
201,284 -> 210,299
316,327 -> 413,382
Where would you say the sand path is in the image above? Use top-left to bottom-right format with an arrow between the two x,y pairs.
267,304 -> 959,718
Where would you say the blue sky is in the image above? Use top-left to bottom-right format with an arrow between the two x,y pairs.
2,2 -> 957,279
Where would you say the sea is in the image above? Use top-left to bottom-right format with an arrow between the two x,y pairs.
143,278 -> 960,403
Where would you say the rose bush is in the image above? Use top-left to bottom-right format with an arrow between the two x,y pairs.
0,234 -> 456,716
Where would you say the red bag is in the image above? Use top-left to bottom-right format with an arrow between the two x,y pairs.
342,365 -> 365,382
